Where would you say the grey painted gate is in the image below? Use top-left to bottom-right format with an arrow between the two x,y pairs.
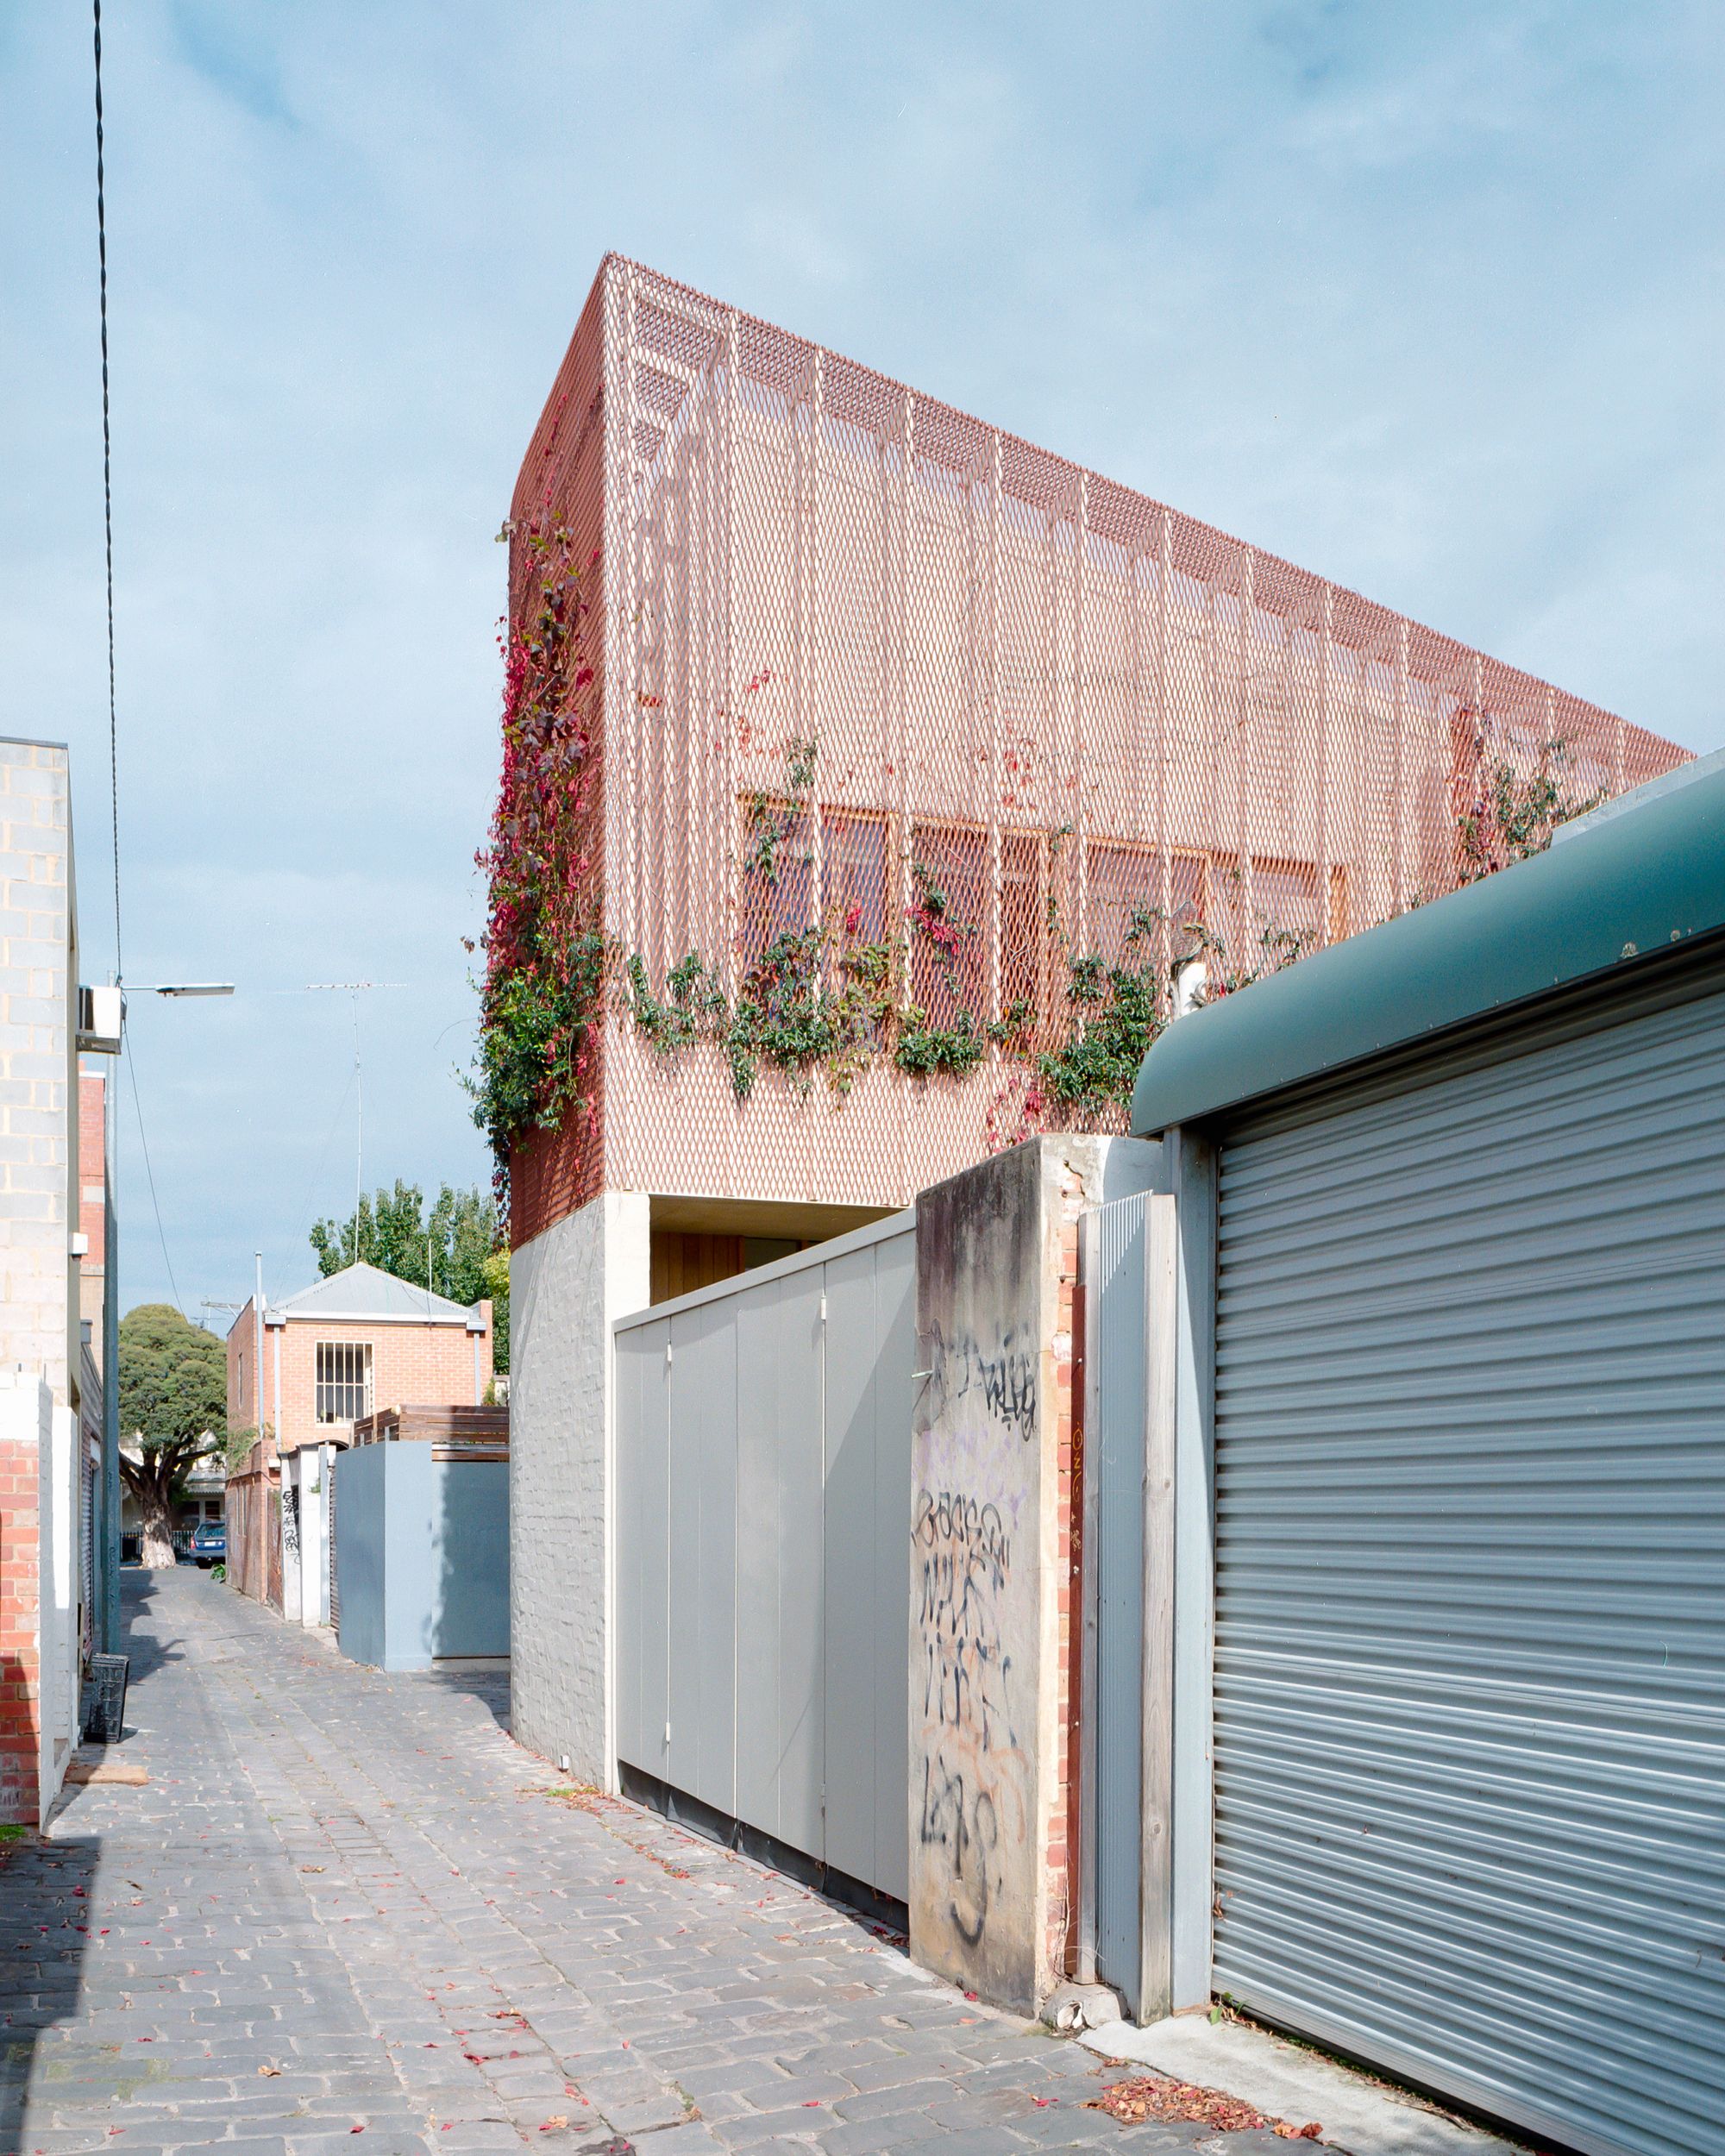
1211,979 -> 1725,2156
1081,1192 -> 1176,2020
614,1213 -> 913,1907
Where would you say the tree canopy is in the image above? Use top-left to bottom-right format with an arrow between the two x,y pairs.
311,1181 -> 498,1302
310,1181 -> 508,1369
117,1302 -> 228,1457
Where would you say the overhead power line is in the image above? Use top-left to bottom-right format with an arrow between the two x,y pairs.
92,0 -> 121,981
124,1037 -> 183,1315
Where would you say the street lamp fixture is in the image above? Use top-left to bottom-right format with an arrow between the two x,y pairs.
151,984 -> 236,997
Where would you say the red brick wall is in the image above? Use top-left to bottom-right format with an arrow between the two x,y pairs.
78,1071 -> 104,1269
0,1427 -> 41,1824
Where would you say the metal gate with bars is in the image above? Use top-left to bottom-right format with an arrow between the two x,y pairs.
1208,973 -> 1725,2156
613,1212 -> 914,1909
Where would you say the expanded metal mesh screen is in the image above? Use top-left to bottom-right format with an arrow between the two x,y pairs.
510,255 -> 1686,1225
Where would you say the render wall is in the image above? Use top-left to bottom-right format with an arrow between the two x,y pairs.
910,1134 -> 1159,2013
510,1188 -> 649,1783
333,1441 -> 509,1672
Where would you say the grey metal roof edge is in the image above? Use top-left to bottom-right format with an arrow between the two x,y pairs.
272,1260 -> 480,1322
273,1307 -> 477,1327
1131,758 -> 1725,1135
1551,739 -> 1716,843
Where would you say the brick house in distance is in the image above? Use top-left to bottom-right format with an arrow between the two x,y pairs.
224,1261 -> 493,1624
494,260 -> 1688,1996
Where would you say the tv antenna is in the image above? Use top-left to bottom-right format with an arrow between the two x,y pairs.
302,982 -> 406,1223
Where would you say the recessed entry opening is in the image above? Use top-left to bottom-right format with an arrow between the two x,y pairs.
647,1194 -> 900,1306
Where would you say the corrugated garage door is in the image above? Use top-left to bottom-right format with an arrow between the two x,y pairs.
1212,978 -> 1725,2156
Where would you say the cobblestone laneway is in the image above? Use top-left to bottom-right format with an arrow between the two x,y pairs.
2,1571 -> 1234,2156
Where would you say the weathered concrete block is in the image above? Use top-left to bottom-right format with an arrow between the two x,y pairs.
908,1134 -> 1159,2016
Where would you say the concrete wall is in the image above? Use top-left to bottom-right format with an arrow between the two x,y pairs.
510,1188 -> 649,1785
334,1440 -> 509,1671
909,1135 -> 1159,2015
296,1444 -> 331,1626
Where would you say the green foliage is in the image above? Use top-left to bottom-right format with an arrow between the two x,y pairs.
1456,737 -> 1605,882
629,929 -> 893,1103
729,926 -> 874,1100
310,1181 -> 501,1307
222,1425 -> 267,1473
741,734 -> 820,887
118,1303 -> 226,1457
1033,908 -> 1169,1124
119,1304 -> 228,1562
627,951 -> 727,1062
893,1006 -> 988,1080
481,1248 -> 510,1375
467,924 -> 608,1169
470,518 -> 607,1191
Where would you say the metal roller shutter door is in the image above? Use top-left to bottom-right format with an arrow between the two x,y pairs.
1212,981 -> 1725,2156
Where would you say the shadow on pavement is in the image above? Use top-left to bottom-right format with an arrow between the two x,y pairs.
0,1829 -> 96,2149
419,1663 -> 511,1734
113,1570 -> 184,1696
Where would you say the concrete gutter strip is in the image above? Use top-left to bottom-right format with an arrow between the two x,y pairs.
1076,2015 -> 1519,2156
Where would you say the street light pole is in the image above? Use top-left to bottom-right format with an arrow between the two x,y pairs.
101,1030 -> 119,1652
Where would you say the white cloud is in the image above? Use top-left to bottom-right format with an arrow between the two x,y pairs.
3,0 -> 1720,1309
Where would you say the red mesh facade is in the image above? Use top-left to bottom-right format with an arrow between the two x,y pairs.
507,254 -> 1687,1245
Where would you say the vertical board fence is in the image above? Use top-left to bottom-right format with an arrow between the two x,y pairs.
614,1213 -> 914,1910
223,1440 -> 279,1605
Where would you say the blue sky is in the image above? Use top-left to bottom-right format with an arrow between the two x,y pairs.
3,1 -> 1722,1316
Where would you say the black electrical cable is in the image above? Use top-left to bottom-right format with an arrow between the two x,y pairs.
93,0 -> 122,981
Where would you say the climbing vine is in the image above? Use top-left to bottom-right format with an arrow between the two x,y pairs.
1453,719 -> 1606,882
477,628 -> 1596,1174
467,517 -> 605,1190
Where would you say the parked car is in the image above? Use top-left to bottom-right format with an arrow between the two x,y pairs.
190,1520 -> 226,1569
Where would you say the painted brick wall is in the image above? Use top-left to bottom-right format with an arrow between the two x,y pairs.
0,745 -> 77,1830
510,1189 -> 648,1785
225,1303 -> 493,1453
0,742 -> 74,1400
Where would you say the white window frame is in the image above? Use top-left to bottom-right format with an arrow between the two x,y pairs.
314,1340 -> 373,1426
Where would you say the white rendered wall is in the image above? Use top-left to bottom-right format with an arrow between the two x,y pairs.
300,1446 -> 330,1626
280,1452 -> 304,1628
510,1188 -> 649,1787
49,1401 -> 76,1788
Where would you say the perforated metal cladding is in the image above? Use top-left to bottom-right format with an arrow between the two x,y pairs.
511,255 -> 1686,1228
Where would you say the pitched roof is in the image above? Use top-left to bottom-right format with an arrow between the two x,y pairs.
270,1261 -> 480,1324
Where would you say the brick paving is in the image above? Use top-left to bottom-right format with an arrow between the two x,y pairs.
1,1570 -> 1237,2156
